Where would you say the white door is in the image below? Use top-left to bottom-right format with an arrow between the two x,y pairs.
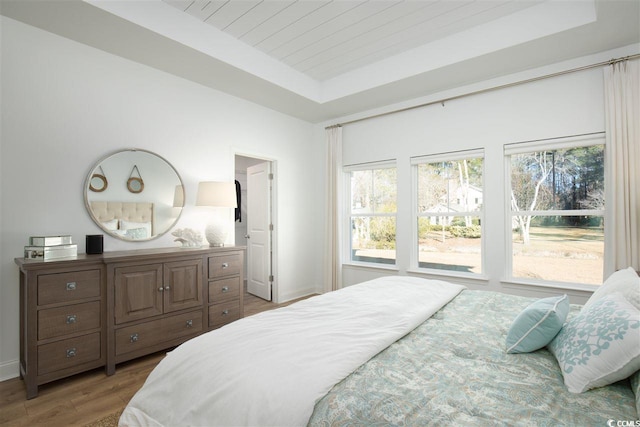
246,162 -> 272,301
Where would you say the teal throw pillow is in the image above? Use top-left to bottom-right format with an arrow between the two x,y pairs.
548,292 -> 640,393
506,294 -> 569,354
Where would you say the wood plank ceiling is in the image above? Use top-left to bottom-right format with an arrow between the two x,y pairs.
164,0 -> 543,81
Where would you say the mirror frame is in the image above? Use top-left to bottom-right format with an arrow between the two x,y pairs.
84,148 -> 185,242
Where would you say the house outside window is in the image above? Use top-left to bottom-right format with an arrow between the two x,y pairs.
346,161 -> 397,265
413,150 -> 484,274
505,135 -> 605,285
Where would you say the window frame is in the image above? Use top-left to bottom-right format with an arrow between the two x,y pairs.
411,148 -> 486,276
503,133 -> 606,287
343,160 -> 398,268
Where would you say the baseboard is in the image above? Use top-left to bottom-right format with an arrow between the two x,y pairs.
278,286 -> 318,304
0,359 -> 19,382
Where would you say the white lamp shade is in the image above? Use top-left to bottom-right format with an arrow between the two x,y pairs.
196,181 -> 237,208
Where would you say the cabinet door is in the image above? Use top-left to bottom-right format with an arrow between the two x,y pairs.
114,264 -> 163,324
163,259 -> 203,314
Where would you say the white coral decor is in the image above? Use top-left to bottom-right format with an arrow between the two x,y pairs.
171,228 -> 203,248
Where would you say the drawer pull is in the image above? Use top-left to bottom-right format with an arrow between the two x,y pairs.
186,319 -> 193,328
130,333 -> 139,343
66,348 -> 77,358
222,310 -> 229,316
221,263 -> 229,269
66,282 -> 77,291
66,314 -> 77,324
221,286 -> 229,293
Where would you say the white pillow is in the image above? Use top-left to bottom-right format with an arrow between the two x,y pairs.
584,267 -> 640,311
120,220 -> 152,237
548,292 -> 640,393
101,218 -> 119,231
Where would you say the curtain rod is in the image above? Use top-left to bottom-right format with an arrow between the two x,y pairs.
327,53 -> 640,129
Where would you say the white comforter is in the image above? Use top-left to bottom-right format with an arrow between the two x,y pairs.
119,276 -> 465,427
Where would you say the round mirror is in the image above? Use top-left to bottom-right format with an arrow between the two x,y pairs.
84,149 -> 184,241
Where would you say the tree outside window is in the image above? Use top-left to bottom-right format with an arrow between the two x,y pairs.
508,139 -> 605,285
348,165 -> 397,265
415,152 -> 484,274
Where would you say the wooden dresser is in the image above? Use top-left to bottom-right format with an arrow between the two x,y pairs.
16,246 -> 245,398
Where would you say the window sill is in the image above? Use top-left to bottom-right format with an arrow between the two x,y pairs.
342,262 -> 400,272
501,277 -> 598,294
406,268 -> 489,284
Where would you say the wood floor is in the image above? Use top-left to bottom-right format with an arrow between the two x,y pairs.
0,291 -> 313,427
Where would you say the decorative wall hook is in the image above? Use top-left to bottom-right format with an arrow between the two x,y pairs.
127,165 -> 144,193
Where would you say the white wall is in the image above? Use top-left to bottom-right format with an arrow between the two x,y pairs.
327,45 -> 639,305
0,17 -> 323,380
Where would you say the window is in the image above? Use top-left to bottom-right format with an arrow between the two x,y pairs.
506,135 -> 605,285
413,150 -> 484,274
346,162 -> 397,265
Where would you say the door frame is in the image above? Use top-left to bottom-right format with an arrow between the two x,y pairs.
234,152 -> 278,303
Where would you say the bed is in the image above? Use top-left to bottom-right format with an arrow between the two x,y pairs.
119,271 -> 640,426
89,201 -> 154,240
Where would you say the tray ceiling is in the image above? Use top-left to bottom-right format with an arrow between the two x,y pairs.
1,0 -> 639,123
163,0 -> 544,81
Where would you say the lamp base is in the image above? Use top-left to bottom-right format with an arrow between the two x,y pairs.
204,222 -> 228,248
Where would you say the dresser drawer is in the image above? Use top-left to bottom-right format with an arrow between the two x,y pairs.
115,310 -> 203,356
209,301 -> 241,329
38,270 -> 101,305
208,277 -> 241,304
208,253 -> 242,279
37,332 -> 101,376
38,301 -> 101,341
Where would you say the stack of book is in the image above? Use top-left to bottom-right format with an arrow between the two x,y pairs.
24,235 -> 77,260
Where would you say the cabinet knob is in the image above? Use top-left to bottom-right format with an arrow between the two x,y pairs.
158,287 -> 164,292
66,314 -> 77,324
221,286 -> 229,293
165,285 -> 171,291
66,282 -> 77,291
130,333 -> 139,343
221,263 -> 229,269
186,319 -> 193,328
222,310 -> 229,316
66,348 -> 77,358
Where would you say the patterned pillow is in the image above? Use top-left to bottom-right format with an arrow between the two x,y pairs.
548,292 -> 640,393
125,227 -> 149,240
506,295 -> 569,354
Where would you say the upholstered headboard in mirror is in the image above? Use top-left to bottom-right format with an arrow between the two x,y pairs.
84,149 -> 184,241
90,201 -> 154,240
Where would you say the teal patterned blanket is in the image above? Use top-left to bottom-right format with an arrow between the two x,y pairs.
309,290 -> 638,426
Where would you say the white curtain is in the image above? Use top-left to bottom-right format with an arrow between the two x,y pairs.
604,59 -> 640,276
324,126 -> 343,292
